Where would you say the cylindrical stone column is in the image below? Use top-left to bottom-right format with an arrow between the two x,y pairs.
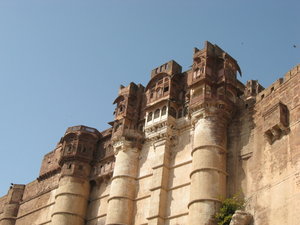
51,174 -> 90,225
188,115 -> 228,225
105,141 -> 139,225
0,203 -> 19,225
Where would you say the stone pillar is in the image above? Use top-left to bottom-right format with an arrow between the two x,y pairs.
147,138 -> 170,225
51,165 -> 91,225
0,185 -> 25,225
105,140 -> 139,225
188,114 -> 228,225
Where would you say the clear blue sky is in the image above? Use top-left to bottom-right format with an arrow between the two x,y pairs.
0,0 -> 299,196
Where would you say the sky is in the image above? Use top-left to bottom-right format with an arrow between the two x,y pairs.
0,0 -> 299,196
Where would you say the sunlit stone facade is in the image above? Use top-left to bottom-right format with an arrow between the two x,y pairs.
1,42 -> 300,225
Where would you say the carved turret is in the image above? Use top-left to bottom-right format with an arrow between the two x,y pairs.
58,125 -> 101,178
144,60 -> 183,140
106,83 -> 144,225
188,41 -> 242,116
51,125 -> 101,225
111,82 -> 145,146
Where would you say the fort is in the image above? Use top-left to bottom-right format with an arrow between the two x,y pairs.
0,41 -> 299,225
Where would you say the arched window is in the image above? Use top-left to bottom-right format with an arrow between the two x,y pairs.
226,90 -> 235,102
119,105 -> 124,113
147,112 -> 153,122
193,68 -> 200,78
65,145 -> 72,153
163,86 -> 169,93
154,109 -> 160,119
161,106 -> 167,116
156,88 -> 162,98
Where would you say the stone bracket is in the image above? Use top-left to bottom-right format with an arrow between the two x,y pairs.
263,102 -> 289,144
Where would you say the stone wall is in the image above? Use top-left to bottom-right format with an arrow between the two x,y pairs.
86,180 -> 111,225
227,64 -> 300,225
0,195 -> 7,222
15,174 -> 59,225
0,46 -> 299,225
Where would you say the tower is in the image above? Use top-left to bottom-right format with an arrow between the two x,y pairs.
144,60 -> 183,225
51,126 -> 101,225
187,41 -> 243,224
0,184 -> 25,225
105,82 -> 144,225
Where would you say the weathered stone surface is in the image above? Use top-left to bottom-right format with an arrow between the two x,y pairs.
1,41 -> 299,225
229,210 -> 252,225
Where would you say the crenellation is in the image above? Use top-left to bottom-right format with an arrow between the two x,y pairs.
1,41 -> 299,225
150,60 -> 182,78
284,64 -> 300,82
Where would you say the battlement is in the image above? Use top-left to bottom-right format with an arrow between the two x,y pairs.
2,42 -> 299,225
284,64 -> 300,81
150,60 -> 182,78
65,125 -> 100,136
256,64 -> 300,102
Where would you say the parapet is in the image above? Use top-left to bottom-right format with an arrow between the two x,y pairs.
65,125 -> 101,137
284,64 -> 300,81
150,60 -> 182,78
244,80 -> 264,99
38,147 -> 61,181
256,63 -> 300,102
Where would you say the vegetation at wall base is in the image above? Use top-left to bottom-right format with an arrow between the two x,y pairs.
214,195 -> 244,225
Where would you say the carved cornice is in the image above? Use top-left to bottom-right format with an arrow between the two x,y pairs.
190,102 -> 233,127
112,138 -> 140,155
144,118 -> 177,142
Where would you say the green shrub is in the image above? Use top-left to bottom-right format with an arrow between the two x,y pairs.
214,195 -> 244,225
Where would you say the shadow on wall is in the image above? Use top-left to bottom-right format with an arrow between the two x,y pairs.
227,96 -> 256,199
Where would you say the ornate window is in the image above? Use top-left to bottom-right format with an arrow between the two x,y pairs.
161,106 -> 167,116
193,68 -> 201,79
154,109 -> 160,119
65,145 -> 72,153
156,88 -> 162,98
119,105 -> 124,113
226,90 -> 235,102
163,86 -> 169,93
147,112 -> 153,122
